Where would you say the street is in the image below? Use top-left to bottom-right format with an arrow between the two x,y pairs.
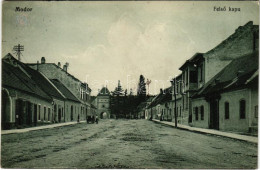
1,119 -> 257,169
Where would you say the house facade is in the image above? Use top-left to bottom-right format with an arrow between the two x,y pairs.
147,87 -> 172,121
191,52 -> 258,133
2,54 -> 54,129
28,57 -> 92,121
2,53 -> 94,129
168,21 -> 259,133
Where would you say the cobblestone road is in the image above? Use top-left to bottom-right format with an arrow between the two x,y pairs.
1,119 -> 257,168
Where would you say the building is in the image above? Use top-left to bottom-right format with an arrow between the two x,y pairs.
2,53 -> 94,129
137,96 -> 154,119
147,87 -> 172,121
2,54 -> 53,129
96,87 -> 111,119
174,21 -> 259,128
50,79 -> 82,122
27,57 -> 92,121
191,51 -> 258,133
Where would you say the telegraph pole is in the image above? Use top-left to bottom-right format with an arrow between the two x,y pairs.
13,44 -> 24,61
171,77 -> 178,128
146,79 -> 152,96
173,77 -> 177,128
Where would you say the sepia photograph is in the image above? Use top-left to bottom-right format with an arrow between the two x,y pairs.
1,1 -> 259,169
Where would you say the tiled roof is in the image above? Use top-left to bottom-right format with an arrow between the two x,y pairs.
3,53 -> 65,101
22,65 -> 65,101
27,63 -> 87,87
192,51 -> 259,99
98,87 -> 110,96
91,104 -> 97,109
179,53 -> 203,70
90,96 -> 96,102
147,87 -> 172,108
2,60 -> 51,101
50,79 -> 81,103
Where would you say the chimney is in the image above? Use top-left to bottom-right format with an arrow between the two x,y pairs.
41,57 -> 46,64
37,61 -> 39,71
58,62 -> 61,67
63,64 -> 67,72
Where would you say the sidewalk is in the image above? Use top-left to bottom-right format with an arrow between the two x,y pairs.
1,121 -> 86,135
152,119 -> 258,144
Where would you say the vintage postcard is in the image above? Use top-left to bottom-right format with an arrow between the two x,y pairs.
1,1 -> 259,169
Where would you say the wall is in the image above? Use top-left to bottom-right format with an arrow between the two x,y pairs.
190,97 -> 209,128
96,95 -> 110,118
250,86 -> 258,127
63,100 -> 82,122
3,88 -> 53,128
30,64 -> 91,102
219,89 -> 250,132
204,22 -> 257,83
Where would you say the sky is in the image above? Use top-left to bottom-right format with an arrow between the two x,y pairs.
2,1 -> 259,95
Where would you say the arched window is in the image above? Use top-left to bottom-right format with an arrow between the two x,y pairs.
240,100 -> 246,119
225,102 -> 229,119
201,105 -> 204,120
195,107 -> 199,120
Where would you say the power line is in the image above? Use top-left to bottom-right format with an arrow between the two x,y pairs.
12,44 -> 24,61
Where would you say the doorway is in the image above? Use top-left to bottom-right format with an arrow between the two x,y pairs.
209,99 -> 219,130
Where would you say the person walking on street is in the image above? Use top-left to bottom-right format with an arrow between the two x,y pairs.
95,115 -> 99,124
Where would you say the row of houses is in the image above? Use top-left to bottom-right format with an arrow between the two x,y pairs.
2,54 -> 96,129
145,21 -> 259,133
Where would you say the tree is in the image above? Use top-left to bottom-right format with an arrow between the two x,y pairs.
129,88 -> 133,96
137,75 -> 146,99
112,80 -> 124,96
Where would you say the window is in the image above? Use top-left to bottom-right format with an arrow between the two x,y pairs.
44,107 -> 46,120
195,107 -> 198,120
180,107 -> 182,117
201,106 -> 204,120
48,108 -> 51,121
38,105 -> 41,120
255,105 -> 258,118
240,100 -> 246,119
190,71 -> 197,83
225,102 -> 229,119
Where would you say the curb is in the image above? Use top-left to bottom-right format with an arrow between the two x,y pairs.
152,119 -> 258,144
1,121 -> 86,135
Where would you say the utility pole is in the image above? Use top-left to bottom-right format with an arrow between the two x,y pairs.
13,44 -> 24,61
146,79 -> 152,96
174,78 -> 178,128
171,77 -> 178,128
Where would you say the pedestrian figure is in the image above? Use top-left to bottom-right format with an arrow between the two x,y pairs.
77,114 -> 80,123
95,115 -> 99,124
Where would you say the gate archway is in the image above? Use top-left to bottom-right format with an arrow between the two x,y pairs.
100,112 -> 107,119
